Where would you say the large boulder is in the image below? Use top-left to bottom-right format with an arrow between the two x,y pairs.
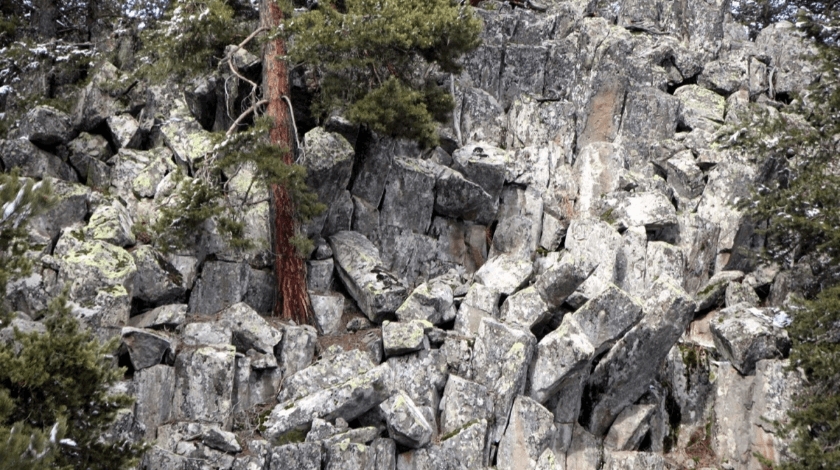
172,345 -> 237,429
329,231 -> 409,323
710,304 -> 791,375
380,390 -> 434,449
0,139 -> 77,182
497,395 -> 557,470
19,105 -> 74,146
301,127 -> 355,237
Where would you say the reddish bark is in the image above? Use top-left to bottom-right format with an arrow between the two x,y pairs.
262,0 -> 312,324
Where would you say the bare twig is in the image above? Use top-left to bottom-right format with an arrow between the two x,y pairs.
226,99 -> 269,136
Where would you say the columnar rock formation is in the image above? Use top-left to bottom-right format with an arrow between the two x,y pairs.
0,0 -> 816,469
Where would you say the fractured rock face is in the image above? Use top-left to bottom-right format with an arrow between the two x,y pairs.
380,390 -> 434,449
497,395 -> 557,470
710,305 -> 791,375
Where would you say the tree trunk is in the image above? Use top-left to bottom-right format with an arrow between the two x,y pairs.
261,0 -> 312,324
33,0 -> 57,39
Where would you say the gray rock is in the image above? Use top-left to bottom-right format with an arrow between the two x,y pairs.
26,178 -> 90,243
535,253 -> 598,309
695,270 -> 744,312
612,192 -> 678,231
278,325 -> 317,377
218,302 -> 283,355
434,167 -> 496,225
617,87 -> 681,169
576,70 -> 628,151
395,280 -> 456,325
395,445 -> 465,470
277,348 -> 376,404
20,105 -> 73,146
565,423 -> 603,470
181,321 -> 232,347
67,132 -> 112,183
234,355 -> 283,411
601,451 -> 667,470
140,447 -> 188,469
262,363 -> 393,443
310,292 -> 344,336
267,443 -> 322,470
351,135 -> 400,206
710,305 -> 791,375
323,439 -> 375,470
54,231 -> 137,305
388,349 -> 448,410
572,143 -> 629,216
645,241 -> 685,290
382,320 -> 429,357
665,150 -> 705,199
439,375 -> 492,436
473,253 -> 533,296
500,44 -> 548,108
570,284 -> 644,355
675,84 -> 725,132
754,21 -> 820,96
380,390 -> 434,449
529,318 -> 595,405
0,139 -> 77,182
160,105 -> 214,168
172,344 -> 237,429
505,96 -> 576,155
493,186 -> 543,259
472,317 -> 536,442
497,395 -> 557,470
121,327 -> 173,371
440,419 -> 487,469
725,282 -> 760,307
0,317 -> 47,353
242,267 -> 274,315
307,258 -> 335,293
301,127 -> 355,237
564,219 -> 622,306
380,156 -> 438,234
501,286 -> 551,330
322,189 -> 354,236
329,231 -> 409,323
133,365 -> 175,440
188,261 -> 250,315
132,245 -> 187,305
129,304 -> 187,329
85,199 -> 135,247
583,279 -> 695,436
107,114 -> 142,150
73,63 -> 120,131
604,404 -> 656,451
451,144 -> 507,203
459,86 -> 506,147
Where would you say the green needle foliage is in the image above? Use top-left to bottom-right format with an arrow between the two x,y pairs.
729,4 -> 840,468
284,0 -> 482,147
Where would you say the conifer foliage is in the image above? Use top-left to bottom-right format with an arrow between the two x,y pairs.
283,0 -> 482,147
732,3 -> 840,468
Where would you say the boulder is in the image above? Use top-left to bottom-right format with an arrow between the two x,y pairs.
73,63 -> 120,131
160,105 -> 213,168
307,258 -> 335,292
710,305 -> 791,375
388,349 -> 448,410
534,253 -> 598,308
278,325 -> 317,377
439,375 -> 493,436
380,390 -> 434,449
603,404 -> 657,451
380,156 -> 438,234
611,192 -> 678,231
382,320 -> 429,357
85,199 -> 135,247
506,96 -> 576,155
329,231 -> 409,323
645,241 -> 685,289
0,139 -> 77,182
27,178 -> 90,242
500,286 -> 551,330
564,219 -> 622,306
395,280 -> 456,325
278,348 -> 376,404
572,143 -> 629,216
54,230 -> 137,304
188,261 -> 251,315
172,345 -> 237,429
497,395 -> 557,470
459,86 -> 506,147
301,127 -> 355,237
133,365 -> 175,440
675,84 -> 725,131
582,279 -> 695,436
218,302 -> 283,355
440,420 -> 487,469
19,105 -> 73,146
129,304 -> 187,329
725,282 -> 760,307
262,363 -> 393,443
451,144 -> 507,203
617,87 -> 681,169
471,317 -> 536,442
434,167 -> 496,225
181,321 -> 232,347
601,451 -> 667,470
529,319 -> 595,404
310,292 -> 344,336
267,443 -> 322,470
107,114 -> 142,149
120,327 -> 173,371
500,43 -> 548,107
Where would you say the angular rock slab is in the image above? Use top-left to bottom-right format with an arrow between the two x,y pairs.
497,395 -> 557,470
529,318 -> 595,404
601,451 -> 667,470
710,305 -> 791,375
262,363 -> 393,444
278,348 -> 376,403
121,327 -> 173,371
380,390 -> 434,449
472,317 -> 536,442
439,375 -> 492,436
583,279 -> 695,436
20,105 -> 74,146
380,156 -> 438,234
612,191 -> 678,231
440,419 -> 488,469
268,443 -> 322,470
217,302 -> 283,355
603,404 -> 656,451
473,254 -> 533,296
173,345 -> 237,429
133,364 -> 175,440
329,231 -> 409,323
566,283 -> 644,355
534,253 -> 598,308
382,320 -> 429,357
500,286 -> 551,330
54,231 -> 137,304
395,279 -> 456,325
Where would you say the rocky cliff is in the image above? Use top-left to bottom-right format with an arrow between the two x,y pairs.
0,0 -> 819,468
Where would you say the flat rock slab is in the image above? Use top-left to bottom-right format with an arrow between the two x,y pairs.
329,231 -> 409,323
382,320 -> 429,357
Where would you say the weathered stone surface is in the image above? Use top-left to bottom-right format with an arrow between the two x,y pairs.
500,43 -> 548,107
329,231 -> 409,323
529,318 -> 595,404
388,349 -> 448,410
564,219 -> 622,306
573,142 -> 629,216
506,96 -> 576,157
307,258 -> 335,293
73,63 -> 120,131
0,139 -> 77,182
20,105 -> 73,146
439,375 -> 492,436
382,320 -> 428,357
26,178 -> 90,242
565,423 -> 603,470
713,359 -> 803,470
710,305 -> 791,375
451,144 -> 507,203
54,230 -> 137,304
217,302 -> 283,355
645,241 -> 685,290
301,127 -> 355,237
617,87 -> 681,168
497,395 -> 557,470
181,321 -> 232,347
133,365 -> 175,440
278,348 -> 376,404
85,199 -> 135,247
173,345 -> 236,429
612,192 -> 678,231
754,21 -> 820,95
160,105 -> 213,168
577,70 -> 628,150
725,281 -> 760,307
604,404 -> 656,451
380,390 -> 434,449
107,114 -> 142,149
583,279 -> 695,436
131,245 -> 187,305
129,304 -> 187,329
500,286 -> 550,330
472,317 -> 536,442
601,451 -> 667,470
188,261 -> 250,315
310,292 -> 344,336
121,327 -> 173,371
535,253 -> 598,309
570,284 -> 644,354
380,156 -> 438,234
675,84 -> 725,131
440,419 -> 487,469
434,167 -> 496,225
262,363 -> 393,443
267,443 -> 322,470
459,86 -> 506,147
395,280 -> 456,325
67,132 -> 112,182
473,253 -> 533,296
278,325 -> 317,377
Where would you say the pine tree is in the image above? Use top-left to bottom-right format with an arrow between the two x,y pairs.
730,3 -> 840,468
